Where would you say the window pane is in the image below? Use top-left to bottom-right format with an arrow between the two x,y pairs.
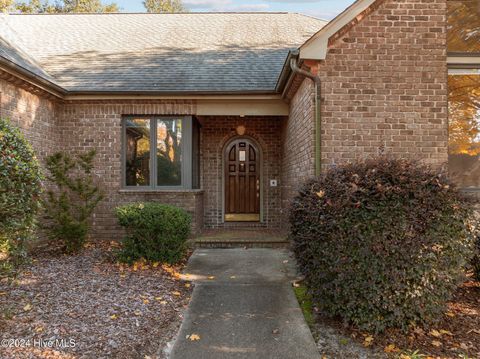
125,119 -> 151,186
448,74 -> 480,188
448,0 -> 480,53
157,119 -> 182,186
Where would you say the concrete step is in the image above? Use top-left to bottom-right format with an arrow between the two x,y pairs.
194,239 -> 290,249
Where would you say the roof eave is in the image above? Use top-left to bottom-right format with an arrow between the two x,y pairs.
0,56 -> 66,98
65,89 -> 280,97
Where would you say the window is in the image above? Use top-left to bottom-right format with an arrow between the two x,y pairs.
447,1 -> 480,188
123,116 -> 200,189
448,0 -> 480,53
448,73 -> 480,188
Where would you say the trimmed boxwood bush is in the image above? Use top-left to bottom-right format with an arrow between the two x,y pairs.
0,118 -> 42,272
290,157 -> 477,333
115,202 -> 191,264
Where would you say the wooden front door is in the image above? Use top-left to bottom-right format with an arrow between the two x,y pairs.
224,139 -> 260,222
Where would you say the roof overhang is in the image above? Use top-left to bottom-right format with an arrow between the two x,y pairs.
0,56 -> 66,98
299,0 -> 377,60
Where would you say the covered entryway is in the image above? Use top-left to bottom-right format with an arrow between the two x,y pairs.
224,138 -> 261,222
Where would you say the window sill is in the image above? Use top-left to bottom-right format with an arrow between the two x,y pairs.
118,189 -> 204,194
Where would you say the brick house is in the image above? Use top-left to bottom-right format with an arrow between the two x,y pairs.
0,0 -> 478,239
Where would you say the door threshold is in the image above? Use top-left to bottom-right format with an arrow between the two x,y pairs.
224,213 -> 260,222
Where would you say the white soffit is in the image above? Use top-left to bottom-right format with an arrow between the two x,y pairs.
299,0 -> 377,60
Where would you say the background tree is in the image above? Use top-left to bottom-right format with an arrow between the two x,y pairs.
447,0 -> 480,52
4,0 -> 119,13
62,0 -> 118,13
15,0 -> 62,13
0,0 -> 15,12
143,0 -> 186,13
448,74 -> 480,156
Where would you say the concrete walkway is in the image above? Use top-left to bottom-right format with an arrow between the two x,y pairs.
169,249 -> 320,359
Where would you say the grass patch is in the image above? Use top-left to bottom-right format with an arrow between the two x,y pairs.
293,284 -> 314,328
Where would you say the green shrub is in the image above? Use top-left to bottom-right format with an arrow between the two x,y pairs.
289,156 -> 476,333
43,150 -> 103,253
473,235 -> 480,281
0,118 -> 42,273
115,202 -> 191,264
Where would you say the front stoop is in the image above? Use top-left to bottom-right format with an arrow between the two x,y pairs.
192,229 -> 290,249
194,239 -> 290,249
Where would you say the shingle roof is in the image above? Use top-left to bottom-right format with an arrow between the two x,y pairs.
0,13 -> 327,93
0,24 -> 57,84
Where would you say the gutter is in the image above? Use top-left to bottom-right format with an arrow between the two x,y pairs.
0,56 -> 66,98
289,51 -> 322,177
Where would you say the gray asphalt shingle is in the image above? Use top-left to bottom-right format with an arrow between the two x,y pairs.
0,13 -> 326,93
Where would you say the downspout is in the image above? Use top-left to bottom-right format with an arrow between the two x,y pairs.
289,55 -> 322,177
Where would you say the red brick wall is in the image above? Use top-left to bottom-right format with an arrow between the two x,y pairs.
281,0 -> 448,224
280,78 -> 315,214
0,78 -> 58,162
57,101 -> 204,240
199,116 -> 283,228
317,0 -> 448,168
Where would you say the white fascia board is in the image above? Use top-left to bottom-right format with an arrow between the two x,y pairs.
299,0 -> 377,60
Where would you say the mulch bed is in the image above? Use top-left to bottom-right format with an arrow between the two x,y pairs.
0,243 -> 192,359
315,278 -> 480,359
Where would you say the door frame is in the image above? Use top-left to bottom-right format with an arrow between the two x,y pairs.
221,136 -> 264,223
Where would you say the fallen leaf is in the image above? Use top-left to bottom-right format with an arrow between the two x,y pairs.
23,304 -> 32,311
0,292 -> 6,296
152,262 -> 159,268
431,340 -> 442,347
413,327 -> 425,335
460,342 -> 469,350
134,310 -> 142,316
384,344 -> 399,353
230,276 -> 236,279
445,311 -> 455,317
143,299 -> 149,304
316,190 -> 325,198
110,314 -> 118,320
399,355 -> 411,359
185,283 -> 191,288
430,329 -> 441,338
159,300 -> 167,305
439,330 -> 452,336
155,297 -> 163,301
189,334 -> 200,341
208,276 -> 215,280
172,291 -> 181,296
363,336 -> 374,347
35,326 -> 44,333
